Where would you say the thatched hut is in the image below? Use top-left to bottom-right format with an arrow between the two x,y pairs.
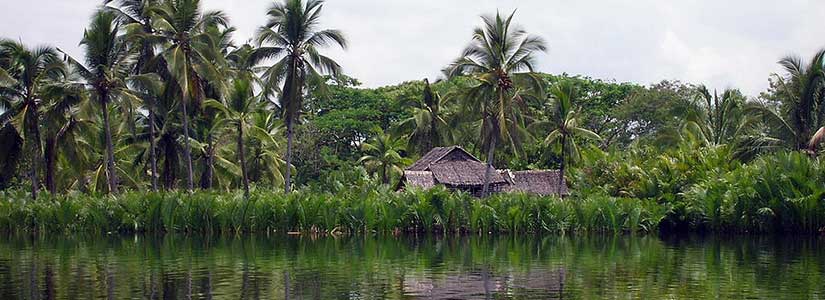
398,146 -> 570,197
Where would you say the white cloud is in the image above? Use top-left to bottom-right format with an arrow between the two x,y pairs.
3,0 -> 825,96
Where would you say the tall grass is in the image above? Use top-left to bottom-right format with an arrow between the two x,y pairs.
684,152 -> 825,233
0,187 -> 665,235
2,151 -> 823,235
576,145 -> 825,233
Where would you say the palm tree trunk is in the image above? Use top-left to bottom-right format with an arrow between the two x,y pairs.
201,133 -> 214,189
180,95 -> 195,192
382,163 -> 388,185
558,135 -> 566,197
148,109 -> 158,191
137,24 -> 157,192
101,96 -> 120,194
27,107 -> 41,200
44,137 -> 56,194
481,134 -> 497,197
284,119 -> 294,193
238,123 -> 250,198
162,137 -> 175,190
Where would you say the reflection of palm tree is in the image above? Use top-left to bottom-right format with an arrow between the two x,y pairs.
445,11 -> 546,196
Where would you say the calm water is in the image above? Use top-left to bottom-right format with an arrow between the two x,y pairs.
0,234 -> 823,299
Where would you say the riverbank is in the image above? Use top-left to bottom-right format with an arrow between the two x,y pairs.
1,185 -> 823,234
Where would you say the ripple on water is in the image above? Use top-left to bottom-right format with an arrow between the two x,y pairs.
0,234 -> 823,299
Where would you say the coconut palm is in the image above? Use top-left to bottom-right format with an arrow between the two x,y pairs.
534,81 -> 601,195
677,85 -> 775,160
750,49 -> 825,154
397,79 -> 453,155
257,0 -> 347,193
358,128 -> 410,185
104,0 -> 162,191
39,82 -> 87,193
444,11 -> 546,196
61,10 -> 155,194
246,110 -> 287,187
206,78 -> 275,197
684,86 -> 749,146
150,0 -> 228,191
0,40 -> 67,199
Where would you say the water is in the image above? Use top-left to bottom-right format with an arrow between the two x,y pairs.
0,234 -> 823,299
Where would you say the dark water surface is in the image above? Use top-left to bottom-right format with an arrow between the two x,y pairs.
0,234 -> 823,299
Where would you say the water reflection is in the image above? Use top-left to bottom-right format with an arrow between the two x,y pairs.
0,234 -> 823,299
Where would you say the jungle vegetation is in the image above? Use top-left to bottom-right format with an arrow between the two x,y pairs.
1,0 -> 825,233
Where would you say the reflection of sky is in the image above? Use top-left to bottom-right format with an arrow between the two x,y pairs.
3,0 -> 824,96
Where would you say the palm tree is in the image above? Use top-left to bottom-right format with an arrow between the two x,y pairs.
685,85 -> 749,146
150,0 -> 228,191
198,24 -> 237,190
206,78 -> 273,197
534,81 -> 601,195
247,110 -> 287,187
358,128 -> 409,185
444,11 -> 546,196
0,40 -> 67,199
257,0 -> 347,193
62,10 -> 153,194
104,0 -> 162,191
751,49 -> 825,154
39,82 -> 87,193
397,79 -> 453,155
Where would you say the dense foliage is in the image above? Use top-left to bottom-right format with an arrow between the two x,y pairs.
1,0 -> 825,234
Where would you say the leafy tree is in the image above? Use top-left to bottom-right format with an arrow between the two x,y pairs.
358,128 -> 409,185
257,0 -> 347,193
309,79 -> 405,157
613,80 -> 696,146
533,81 -> 601,195
445,11 -> 546,196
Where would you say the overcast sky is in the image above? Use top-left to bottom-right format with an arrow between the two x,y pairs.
2,0 -> 824,96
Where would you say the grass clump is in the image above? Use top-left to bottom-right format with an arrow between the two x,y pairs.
0,187 -> 666,235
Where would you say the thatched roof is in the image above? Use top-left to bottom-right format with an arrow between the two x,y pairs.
401,171 -> 437,189
400,145 -> 570,196
429,161 -> 506,186
406,146 -> 480,171
503,170 -> 570,196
